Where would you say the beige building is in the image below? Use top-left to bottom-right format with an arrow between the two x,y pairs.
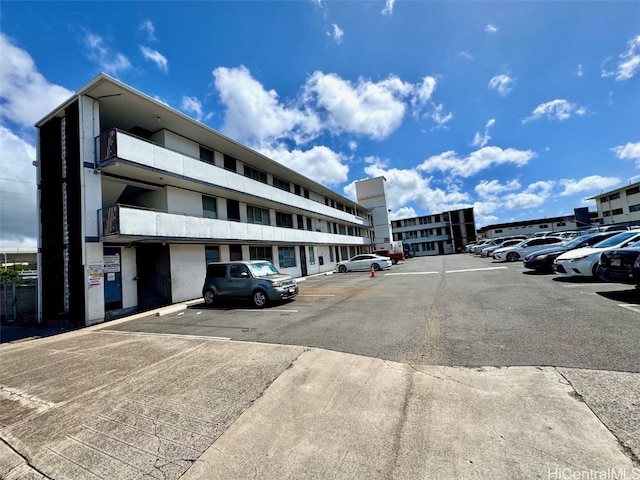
589,182 -> 640,226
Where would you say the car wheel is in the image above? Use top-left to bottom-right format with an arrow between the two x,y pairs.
392,258 -> 398,265
506,252 -> 519,262
203,289 -> 215,306
372,263 -> 381,271
591,263 -> 599,278
252,289 -> 268,308
338,265 -> 347,273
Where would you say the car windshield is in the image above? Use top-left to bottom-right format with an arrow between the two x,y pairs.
593,231 -> 640,249
247,262 -> 280,277
564,234 -> 595,248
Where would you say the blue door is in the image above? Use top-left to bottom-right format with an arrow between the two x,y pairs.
103,247 -> 123,311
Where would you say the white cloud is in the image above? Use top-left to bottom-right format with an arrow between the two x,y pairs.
390,207 -> 417,221
382,0 -> 395,15
612,141 -> 640,167
523,99 -> 586,123
576,64 -> 584,77
503,181 -> 555,210
181,96 -> 204,120
429,103 -> 453,128
260,145 -> 348,186
485,24 -> 498,33
0,126 -> 38,247
213,65 -> 322,146
602,34 -> 640,81
139,20 -> 157,42
328,24 -> 344,43
0,33 -> 73,129
560,175 -> 621,196
474,179 -> 521,199
140,46 -> 168,73
459,51 -> 474,61
418,146 -> 536,178
471,118 -> 495,148
488,75 -> 515,96
84,32 -> 131,75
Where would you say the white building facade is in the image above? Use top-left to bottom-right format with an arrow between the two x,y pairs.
590,182 -> 640,226
36,74 -> 374,326
391,208 -> 476,256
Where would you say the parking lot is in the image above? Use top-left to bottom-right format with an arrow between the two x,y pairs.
102,254 -> 640,373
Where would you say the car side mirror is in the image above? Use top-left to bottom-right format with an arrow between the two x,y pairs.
240,272 -> 249,278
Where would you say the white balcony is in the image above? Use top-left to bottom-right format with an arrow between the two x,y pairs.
97,129 -> 370,228
99,205 -> 371,246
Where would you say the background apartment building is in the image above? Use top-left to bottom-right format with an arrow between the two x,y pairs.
36,74 -> 375,326
391,208 -> 476,256
589,182 -> 640,226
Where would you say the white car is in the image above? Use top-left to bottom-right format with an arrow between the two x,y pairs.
553,230 -> 640,277
480,239 -> 523,257
336,254 -> 392,273
493,237 -> 565,262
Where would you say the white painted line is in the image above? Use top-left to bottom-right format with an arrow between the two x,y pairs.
98,331 -> 232,341
562,283 -> 610,288
619,304 -> 640,314
155,304 -> 187,316
445,267 -> 508,274
385,271 -> 439,276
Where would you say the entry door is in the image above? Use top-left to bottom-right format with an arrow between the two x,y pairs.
299,246 -> 308,276
136,244 -> 172,310
103,247 -> 122,311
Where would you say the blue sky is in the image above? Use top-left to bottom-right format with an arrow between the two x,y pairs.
1,1 -> 639,248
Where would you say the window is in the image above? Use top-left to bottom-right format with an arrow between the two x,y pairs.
340,246 -> 349,261
230,264 -> 249,278
627,186 -> 640,196
229,245 -> 243,261
247,205 -> 270,225
610,192 -> 621,200
600,196 -> 609,203
338,224 -> 346,235
202,196 -> 217,219
306,217 -> 313,231
557,222 -> 566,227
297,215 -> 304,229
603,211 -> 611,217
250,246 -> 273,262
205,246 -> 220,265
630,204 -> 640,212
329,247 -> 334,262
244,165 -> 267,183
309,246 -> 315,264
273,177 -> 290,192
227,199 -> 240,221
206,263 -> 226,278
199,146 -> 214,164
278,246 -> 296,268
495,229 -> 503,234
223,154 -> 237,172
276,211 -> 293,228
294,184 -> 301,195
612,208 -> 623,215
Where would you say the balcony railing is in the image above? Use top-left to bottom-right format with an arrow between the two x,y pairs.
98,204 -> 371,246
95,128 -> 371,228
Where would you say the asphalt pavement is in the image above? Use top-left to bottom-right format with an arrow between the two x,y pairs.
1,302 -> 638,480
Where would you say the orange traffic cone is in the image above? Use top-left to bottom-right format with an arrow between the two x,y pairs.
370,265 -> 376,277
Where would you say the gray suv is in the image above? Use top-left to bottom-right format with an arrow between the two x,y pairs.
202,261 -> 299,308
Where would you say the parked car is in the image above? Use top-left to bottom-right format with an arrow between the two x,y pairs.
493,237 -> 565,262
374,249 -> 404,265
554,230 -> 640,278
336,254 -> 392,273
480,239 -> 523,257
523,232 -> 620,272
202,261 -> 298,308
469,239 -> 492,254
597,244 -> 640,287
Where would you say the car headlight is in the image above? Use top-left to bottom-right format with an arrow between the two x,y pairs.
634,256 -> 640,268
534,254 -> 548,261
567,255 -> 588,262
271,281 -> 283,288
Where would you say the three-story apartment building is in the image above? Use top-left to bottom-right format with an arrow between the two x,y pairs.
36,74 -> 374,326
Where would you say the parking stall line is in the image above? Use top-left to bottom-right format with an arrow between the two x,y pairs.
234,309 -> 299,313
385,271 -> 439,276
298,294 -> 336,297
619,304 -> 640,314
445,267 -> 509,274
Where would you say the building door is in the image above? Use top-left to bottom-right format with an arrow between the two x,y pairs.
299,246 -> 308,277
103,247 -> 122,312
136,244 -> 172,311
437,241 -> 445,255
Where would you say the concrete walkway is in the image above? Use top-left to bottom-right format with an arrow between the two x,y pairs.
0,318 -> 637,479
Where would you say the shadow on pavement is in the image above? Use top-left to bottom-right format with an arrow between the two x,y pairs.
597,288 -> 640,304
0,323 -> 77,344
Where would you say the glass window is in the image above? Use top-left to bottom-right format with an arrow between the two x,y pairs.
629,204 -> 640,212
229,244 -> 243,261
250,246 -> 273,262
205,246 -> 220,265
278,246 -> 296,268
340,246 -> 348,260
247,205 -> 270,225
276,211 -> 293,228
199,146 -> 214,164
224,154 -> 237,172
329,247 -> 334,262
202,196 -> 217,219
227,199 -> 241,221
610,192 -> 621,200
309,246 -> 315,264
244,165 -> 267,183
612,208 -> 624,215
273,177 -> 291,192
626,186 -> 640,196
